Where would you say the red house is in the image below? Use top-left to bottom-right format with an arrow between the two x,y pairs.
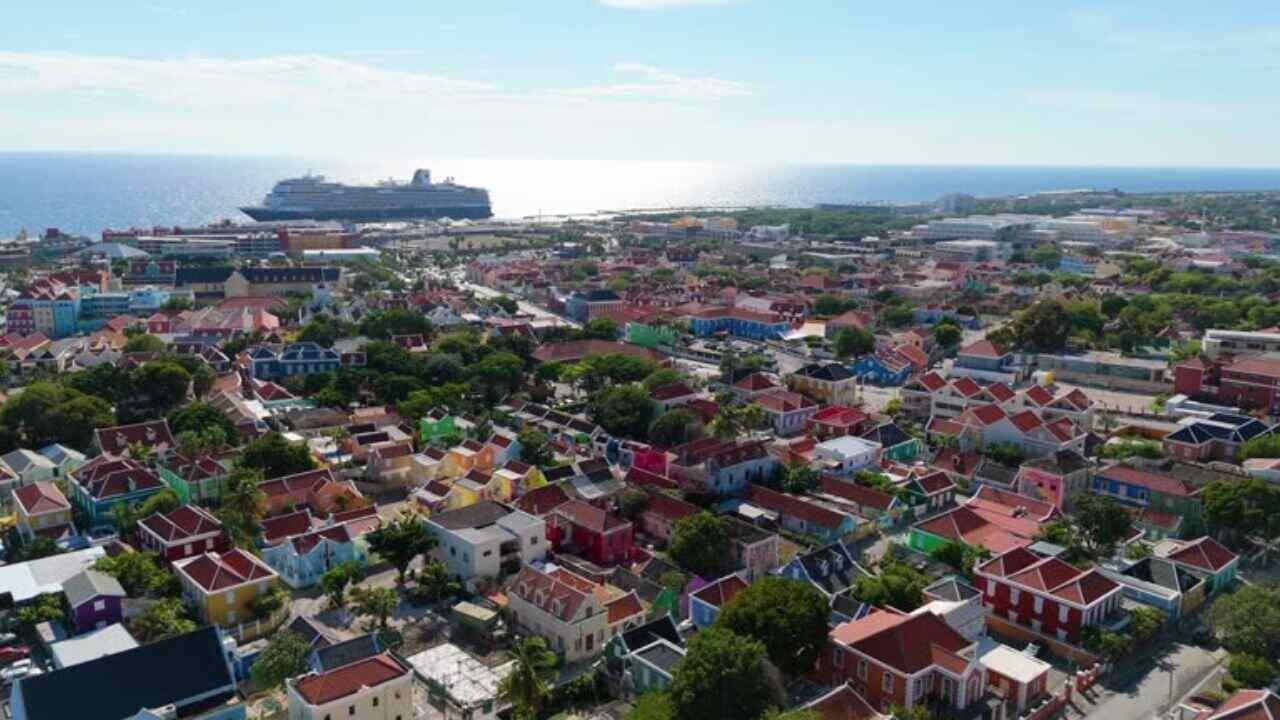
814,609 -> 986,715
974,547 -> 1123,643
136,505 -> 229,562
546,499 -> 635,566
1174,355 -> 1280,413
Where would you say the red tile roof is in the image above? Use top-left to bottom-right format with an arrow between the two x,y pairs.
261,510 -> 315,544
625,467 -> 679,491
746,484 -> 850,530
94,420 -> 175,457
515,483 -> 571,516
979,547 -> 1119,607
1009,409 -> 1044,433
175,548 -> 276,592
553,499 -> 631,534
832,610 -> 971,675
914,506 -> 1030,555
605,591 -> 645,624
138,504 -> 223,543
819,475 -> 896,512
1168,536 -> 1238,573
691,574 -> 748,609
971,403 -> 1007,426
511,565 -> 593,622
960,339 -> 1006,359
913,372 -> 947,392
12,481 -> 70,515
951,377 -> 983,398
293,653 -> 409,706
1097,464 -> 1198,497
809,405 -> 869,428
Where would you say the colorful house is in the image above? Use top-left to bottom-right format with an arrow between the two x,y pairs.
136,504 -> 230,562
68,455 -> 167,524
419,413 -> 460,445
62,569 -> 126,634
851,353 -> 913,386
93,419 -> 176,460
173,548 -> 280,627
974,547 -> 1124,643
258,467 -> 364,518
689,574 -> 748,629
861,422 -> 922,462
1090,463 -> 1204,537
158,455 -> 230,505
262,523 -> 365,589
1159,536 -> 1239,594
742,484 -> 859,543
12,481 -> 75,543
787,362 -> 859,405
548,499 -> 636,566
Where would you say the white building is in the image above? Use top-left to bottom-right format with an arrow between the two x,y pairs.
426,501 -> 546,588
813,436 -> 883,475
287,652 -> 413,720
405,643 -> 513,720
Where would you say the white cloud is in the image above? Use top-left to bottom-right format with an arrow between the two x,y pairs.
557,62 -> 753,99
598,0 -> 735,8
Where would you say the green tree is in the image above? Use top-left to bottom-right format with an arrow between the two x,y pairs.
880,303 -> 915,328
851,551 -> 929,611
129,598 -> 196,642
138,488 -> 180,518
358,308 -> 435,341
1238,434 -> 1280,460
366,513 -> 435,583
648,409 -> 701,448
91,553 -> 170,600
1228,653 -> 1278,688
1073,494 -> 1134,557
497,636 -> 558,720
627,692 -> 674,720
42,394 -> 115,451
168,402 -> 240,446
130,361 -> 193,415
715,577 -> 829,676
16,593 -> 65,630
122,334 -> 166,354
217,467 -> 266,548
813,294 -> 855,316
1030,244 -> 1063,269
833,327 -> 874,358
517,429 -> 554,467
777,462 -> 818,494
238,432 -> 316,478
250,630 -> 311,689
1207,584 -> 1280,658
352,586 -> 399,630
470,351 -> 525,402
669,627 -> 775,720
591,384 -> 657,440
1012,299 -> 1073,352
16,536 -> 61,562
709,401 -> 766,440
414,559 -> 461,603
669,512 -> 730,578
934,322 -> 962,348
1128,607 -> 1164,642
580,317 -> 620,340
320,561 -> 364,610
1202,478 -> 1280,542
642,367 -> 685,392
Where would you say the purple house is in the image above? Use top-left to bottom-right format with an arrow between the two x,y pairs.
63,569 -> 126,634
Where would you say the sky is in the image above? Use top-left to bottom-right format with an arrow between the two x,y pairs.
3,0 -> 1280,166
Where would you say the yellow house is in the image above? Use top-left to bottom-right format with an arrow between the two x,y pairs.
786,363 -> 859,406
12,481 -> 74,542
494,461 -> 546,496
173,548 -> 279,626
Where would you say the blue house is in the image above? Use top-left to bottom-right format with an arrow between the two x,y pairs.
688,308 -> 790,340
688,574 -> 748,629
851,354 -> 912,386
244,342 -> 342,381
261,523 -> 365,589
774,541 -> 867,602
913,307 -> 980,329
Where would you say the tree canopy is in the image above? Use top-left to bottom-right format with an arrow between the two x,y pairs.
714,577 -> 829,676
238,432 -> 317,479
668,628 -> 775,720
670,512 -> 730,578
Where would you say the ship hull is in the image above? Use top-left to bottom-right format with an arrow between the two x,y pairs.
239,205 -> 493,222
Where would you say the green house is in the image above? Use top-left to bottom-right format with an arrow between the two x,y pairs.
420,414 -> 459,445
907,526 -> 957,555
159,457 -> 230,505
626,322 -> 678,349
863,422 -> 922,463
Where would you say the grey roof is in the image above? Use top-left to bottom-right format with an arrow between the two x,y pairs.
923,576 -> 981,603
1,448 -> 56,473
794,542 -> 865,596
620,615 -> 683,655
1022,449 -> 1089,475
633,640 -> 684,674
76,242 -> 149,259
38,444 -> 87,467
12,626 -> 234,720
1121,557 -> 1206,593
311,633 -> 381,672
48,623 -> 139,668
63,569 -> 126,609
429,501 -> 511,531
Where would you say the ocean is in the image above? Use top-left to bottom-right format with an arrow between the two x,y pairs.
5,152 -> 1280,238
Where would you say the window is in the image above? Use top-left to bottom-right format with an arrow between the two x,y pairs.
1010,588 -> 1021,604
93,600 -> 106,612
1033,595 -> 1043,614
483,550 -> 492,557
833,648 -> 844,667
1058,605 -> 1068,623
373,698 -> 379,707
857,659 -> 867,680
348,706 -> 355,716
882,673 -> 893,693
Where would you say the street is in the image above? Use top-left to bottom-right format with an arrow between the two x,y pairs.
1071,643 -> 1225,720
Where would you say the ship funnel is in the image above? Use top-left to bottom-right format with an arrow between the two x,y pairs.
411,169 -> 432,185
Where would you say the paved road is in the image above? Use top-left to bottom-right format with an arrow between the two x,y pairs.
459,280 -> 580,329
1072,643 -> 1224,720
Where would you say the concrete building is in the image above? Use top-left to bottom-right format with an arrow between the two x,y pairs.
426,502 -> 546,588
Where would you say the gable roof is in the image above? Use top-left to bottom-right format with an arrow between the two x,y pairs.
11,626 -> 234,720
173,548 -> 276,593
293,653 -> 409,706
690,574 -> 748,609
1166,536 -> 1238,573
94,420 -> 175,457
12,481 -> 70,516
913,506 -> 1030,555
138,504 -> 223,544
62,569 -> 125,608
832,610 -> 971,676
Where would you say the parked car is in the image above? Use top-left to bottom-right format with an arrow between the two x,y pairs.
1,659 -> 32,683
0,645 -> 30,665
0,631 -> 17,646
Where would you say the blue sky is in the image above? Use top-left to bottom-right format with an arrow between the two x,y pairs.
3,0 -> 1279,165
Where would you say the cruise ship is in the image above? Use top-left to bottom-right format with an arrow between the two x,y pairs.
240,169 -> 492,222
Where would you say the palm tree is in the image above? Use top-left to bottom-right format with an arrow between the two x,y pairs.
497,636 -> 558,720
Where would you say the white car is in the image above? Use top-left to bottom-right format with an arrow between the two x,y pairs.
1,659 -> 33,683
